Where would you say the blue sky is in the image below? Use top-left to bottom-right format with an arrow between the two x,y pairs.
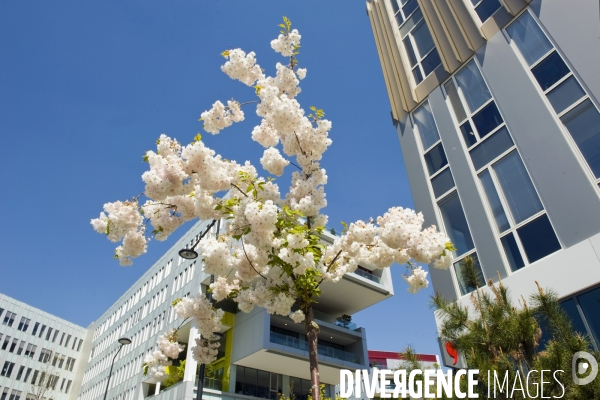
0,1 -> 442,357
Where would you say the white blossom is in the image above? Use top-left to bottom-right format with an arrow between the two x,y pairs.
289,310 -> 305,323
260,147 -> 289,176
403,266 -> 429,294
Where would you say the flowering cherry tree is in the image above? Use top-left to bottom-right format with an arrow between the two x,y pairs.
91,17 -> 453,400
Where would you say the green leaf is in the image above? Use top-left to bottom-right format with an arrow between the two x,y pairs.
194,133 -> 202,142
142,154 -> 149,162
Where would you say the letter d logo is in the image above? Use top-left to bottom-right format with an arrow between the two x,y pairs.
572,351 -> 598,385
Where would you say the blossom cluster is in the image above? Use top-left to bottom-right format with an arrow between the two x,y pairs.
94,21 -> 456,377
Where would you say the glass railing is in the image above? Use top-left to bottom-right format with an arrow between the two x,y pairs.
334,321 -> 357,330
194,376 -> 223,391
351,269 -> 381,284
270,332 -> 358,363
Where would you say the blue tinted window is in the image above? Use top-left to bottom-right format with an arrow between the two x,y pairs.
412,20 -> 436,58
561,299 -> 589,339
455,61 -> 492,113
474,0 -> 502,22
424,143 -> 448,175
547,76 -> 585,114
501,233 -> 524,271
532,51 -> 570,91
460,121 -> 478,147
517,214 -> 561,263
413,102 -> 440,150
438,192 -> 475,256
469,127 -> 514,170
577,288 -> 600,349
421,49 -> 441,75
431,168 -> 455,198
402,0 -> 419,18
561,99 -> 600,178
454,253 -> 485,295
480,170 -> 510,232
403,37 -> 418,67
506,12 -> 554,66
493,151 -> 543,224
472,102 -> 503,138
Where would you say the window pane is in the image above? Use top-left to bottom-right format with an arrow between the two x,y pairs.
501,233 -> 525,271
455,61 -> 492,113
507,12 -> 554,66
493,151 -> 543,223
402,0 -> 419,19
438,192 -> 475,256
532,51 -> 570,91
424,143 -> 448,175
577,288 -> 600,349
475,0 -> 502,22
561,99 -> 600,177
413,66 -> 424,84
547,76 -> 585,114
454,253 -> 485,295
460,121 -> 478,147
445,81 -> 467,123
403,37 -> 418,67
391,0 -> 400,15
431,168 -> 455,198
412,20 -> 435,59
517,214 -> 561,263
399,8 -> 423,37
470,127 -> 514,170
421,49 -> 441,76
413,102 -> 440,149
560,299 -> 589,339
479,170 -> 510,232
472,102 -> 503,138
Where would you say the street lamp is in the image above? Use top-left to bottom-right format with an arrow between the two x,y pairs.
196,332 -> 224,400
178,220 -> 218,260
102,337 -> 131,400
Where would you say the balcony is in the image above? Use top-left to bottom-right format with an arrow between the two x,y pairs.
351,268 -> 381,284
269,331 -> 358,363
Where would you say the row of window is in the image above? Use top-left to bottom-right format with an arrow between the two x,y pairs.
93,259 -> 172,341
0,309 -> 83,351
505,11 -> 600,184
412,9 -> 600,297
388,0 -> 504,87
0,364 -> 73,392
234,365 -> 332,400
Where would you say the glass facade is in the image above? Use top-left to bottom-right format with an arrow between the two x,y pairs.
445,59 -> 560,273
507,11 -> 600,182
390,0 -> 441,84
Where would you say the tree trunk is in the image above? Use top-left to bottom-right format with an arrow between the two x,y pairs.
304,304 -> 321,400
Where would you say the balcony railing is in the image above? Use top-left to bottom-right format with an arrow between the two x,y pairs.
270,332 -> 358,363
351,268 -> 381,284
333,321 -> 357,331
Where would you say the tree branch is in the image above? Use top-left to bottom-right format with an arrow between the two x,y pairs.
231,183 -> 249,198
241,238 -> 268,280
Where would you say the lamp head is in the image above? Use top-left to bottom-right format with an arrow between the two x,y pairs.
179,248 -> 198,260
118,337 -> 132,346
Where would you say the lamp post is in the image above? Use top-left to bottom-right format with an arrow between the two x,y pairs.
178,219 -> 218,260
102,337 -> 131,400
196,332 -> 223,400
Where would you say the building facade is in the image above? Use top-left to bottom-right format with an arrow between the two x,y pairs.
76,218 -> 394,400
0,294 -> 92,400
367,0 -> 600,364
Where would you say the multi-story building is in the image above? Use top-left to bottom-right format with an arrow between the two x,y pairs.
76,218 -> 394,400
0,294 -> 92,400
367,0 -> 600,365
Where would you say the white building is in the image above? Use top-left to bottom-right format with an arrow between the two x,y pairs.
367,0 -> 600,365
76,218 -> 394,400
0,294 -> 92,400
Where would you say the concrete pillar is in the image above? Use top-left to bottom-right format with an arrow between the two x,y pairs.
184,325 -> 199,383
